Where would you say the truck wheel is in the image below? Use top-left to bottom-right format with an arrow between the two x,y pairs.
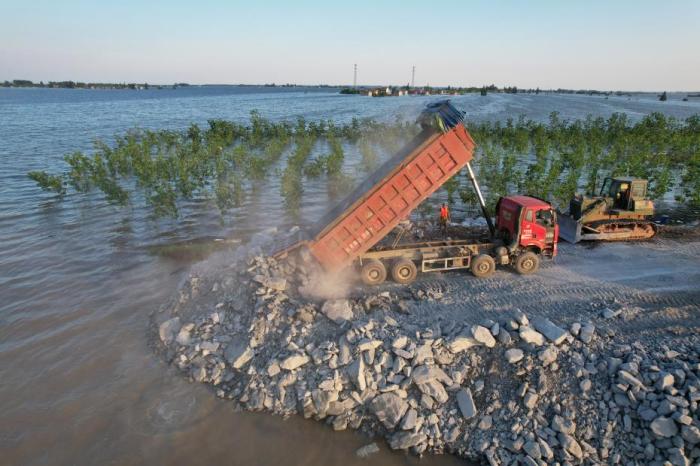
514,251 -> 540,275
471,254 -> 495,278
391,258 -> 418,284
361,260 -> 387,286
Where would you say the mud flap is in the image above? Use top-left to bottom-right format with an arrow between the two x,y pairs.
558,214 -> 582,243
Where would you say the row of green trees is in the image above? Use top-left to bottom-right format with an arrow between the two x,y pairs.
28,112 -> 412,218
28,111 -> 700,222
462,112 -> 700,211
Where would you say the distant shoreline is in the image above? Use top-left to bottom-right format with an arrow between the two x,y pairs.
1,80 -> 340,91
2,80 -> 192,90
2,80 -> 698,96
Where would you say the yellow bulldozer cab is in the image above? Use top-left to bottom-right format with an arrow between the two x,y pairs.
599,177 -> 648,211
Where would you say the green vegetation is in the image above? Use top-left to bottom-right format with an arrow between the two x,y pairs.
281,125 -> 317,213
29,112 -> 391,218
28,111 -> 700,222
464,112 -> 700,210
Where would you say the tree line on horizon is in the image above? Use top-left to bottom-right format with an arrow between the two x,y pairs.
1,79 -> 190,90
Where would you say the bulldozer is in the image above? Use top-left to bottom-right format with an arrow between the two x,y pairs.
558,176 -> 657,243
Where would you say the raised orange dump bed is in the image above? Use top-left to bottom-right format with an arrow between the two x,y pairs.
307,118 -> 476,271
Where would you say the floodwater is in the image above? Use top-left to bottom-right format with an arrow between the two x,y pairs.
1,86 -> 699,465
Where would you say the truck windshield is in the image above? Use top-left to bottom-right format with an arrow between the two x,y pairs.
536,209 -> 553,226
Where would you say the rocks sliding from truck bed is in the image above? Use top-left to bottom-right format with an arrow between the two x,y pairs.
154,247 -> 700,465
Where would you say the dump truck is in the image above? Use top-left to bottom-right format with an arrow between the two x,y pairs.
558,176 -> 657,243
277,101 -> 559,285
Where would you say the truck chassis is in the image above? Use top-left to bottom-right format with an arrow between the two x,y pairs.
357,237 -> 510,285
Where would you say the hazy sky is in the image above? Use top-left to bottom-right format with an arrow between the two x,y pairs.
1,0 -> 698,91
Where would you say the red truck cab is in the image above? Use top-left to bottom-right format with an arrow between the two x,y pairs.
495,195 -> 559,257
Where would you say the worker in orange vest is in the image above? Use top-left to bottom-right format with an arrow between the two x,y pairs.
439,203 -> 450,237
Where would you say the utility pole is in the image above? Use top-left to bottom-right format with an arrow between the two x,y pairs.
353,64 -> 357,88
411,66 -> 415,88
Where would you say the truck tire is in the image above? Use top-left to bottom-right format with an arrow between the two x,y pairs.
361,260 -> 387,286
391,258 -> 418,284
471,254 -> 495,278
514,251 -> 540,275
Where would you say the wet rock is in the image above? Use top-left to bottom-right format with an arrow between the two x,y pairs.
519,327 -> 545,346
280,353 -> 310,371
355,443 -> 380,458
224,337 -> 253,369
456,388 -> 476,419
505,348 -> 524,363
472,325 -> 496,348
530,316 -> 568,345
650,416 -> 678,438
321,299 -> 353,324
159,317 -> 181,344
389,431 -> 427,450
175,323 -> 194,346
370,393 -> 409,429
192,365 -> 207,382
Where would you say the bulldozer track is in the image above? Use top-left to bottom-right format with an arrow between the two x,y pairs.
584,218 -> 658,241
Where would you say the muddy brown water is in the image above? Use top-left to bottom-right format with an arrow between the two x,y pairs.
0,249 -> 464,466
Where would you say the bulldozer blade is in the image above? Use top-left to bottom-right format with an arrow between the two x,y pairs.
557,213 -> 582,243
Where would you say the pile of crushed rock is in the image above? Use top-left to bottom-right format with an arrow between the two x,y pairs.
154,245 -> 700,465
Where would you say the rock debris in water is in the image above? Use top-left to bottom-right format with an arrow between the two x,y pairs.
155,240 -> 700,465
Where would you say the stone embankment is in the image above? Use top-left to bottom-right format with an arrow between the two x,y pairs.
155,248 -> 700,465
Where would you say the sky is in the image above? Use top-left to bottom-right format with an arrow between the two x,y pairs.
1,0 -> 698,91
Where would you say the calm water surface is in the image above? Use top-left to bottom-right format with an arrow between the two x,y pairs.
1,86 -> 698,465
